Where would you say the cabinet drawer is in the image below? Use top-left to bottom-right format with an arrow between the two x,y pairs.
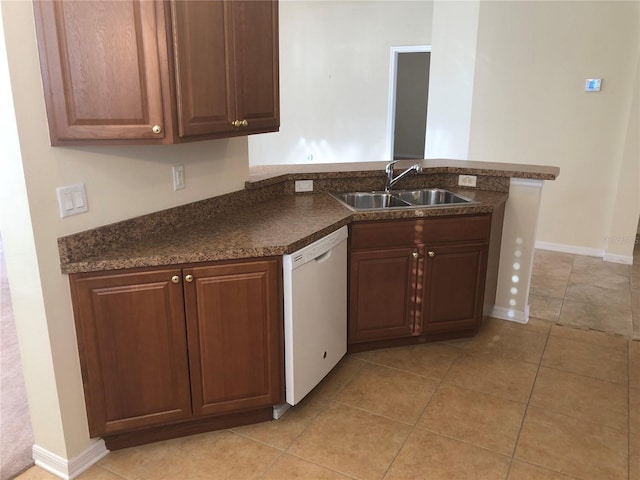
351,220 -> 421,249
351,215 -> 491,250
423,215 -> 491,244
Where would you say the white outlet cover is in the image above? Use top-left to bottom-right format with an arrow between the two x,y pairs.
458,175 -> 477,187
295,180 -> 314,192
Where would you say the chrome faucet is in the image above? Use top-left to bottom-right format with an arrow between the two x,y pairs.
385,160 -> 421,191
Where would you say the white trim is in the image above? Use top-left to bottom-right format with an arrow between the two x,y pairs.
510,178 -> 544,188
487,305 -> 529,324
392,153 -> 425,160
535,241 -> 604,258
272,403 -> 291,420
33,440 -> 108,480
535,241 -> 634,265
603,253 -> 634,265
386,45 -> 431,161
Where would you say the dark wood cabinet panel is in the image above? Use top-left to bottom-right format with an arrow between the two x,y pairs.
34,0 -> 169,144
34,0 -> 280,145
171,1 -> 235,137
184,259 -> 283,416
348,215 -> 493,350
70,269 -> 191,436
420,243 -> 488,333
230,0 -> 280,134
70,257 -> 283,441
349,247 -> 419,343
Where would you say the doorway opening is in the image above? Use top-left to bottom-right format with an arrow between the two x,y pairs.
387,46 -> 431,160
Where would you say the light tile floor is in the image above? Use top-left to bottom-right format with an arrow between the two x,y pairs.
530,246 -> 640,340
18,249 -> 640,480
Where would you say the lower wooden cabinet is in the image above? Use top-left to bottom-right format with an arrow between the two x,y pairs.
420,243 -> 487,334
349,247 -> 419,342
348,215 -> 491,350
70,257 -> 283,441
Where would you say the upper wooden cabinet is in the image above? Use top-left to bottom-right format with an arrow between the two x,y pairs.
33,0 -> 279,146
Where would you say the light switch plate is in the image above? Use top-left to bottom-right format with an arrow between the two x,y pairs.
172,165 -> 185,191
56,183 -> 88,218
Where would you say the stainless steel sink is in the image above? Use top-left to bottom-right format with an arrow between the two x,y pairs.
334,192 -> 411,209
332,188 -> 476,211
394,189 -> 472,206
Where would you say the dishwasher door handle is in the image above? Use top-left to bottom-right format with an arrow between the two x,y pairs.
314,249 -> 333,263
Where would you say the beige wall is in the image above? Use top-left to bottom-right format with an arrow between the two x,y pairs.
605,51 -> 640,260
0,0 -> 250,459
248,0 -> 433,165
468,1 -> 640,260
425,0 -> 480,158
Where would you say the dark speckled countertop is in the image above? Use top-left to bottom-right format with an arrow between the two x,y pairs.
59,158 -> 560,274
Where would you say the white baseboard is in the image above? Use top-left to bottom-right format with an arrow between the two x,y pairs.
33,439 -> 108,480
603,253 -> 634,265
487,305 -> 529,324
535,241 -> 604,258
535,241 -> 635,265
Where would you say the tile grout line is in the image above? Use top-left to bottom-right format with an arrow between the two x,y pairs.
379,345 -> 461,479
506,323 -> 552,479
628,340 -> 632,480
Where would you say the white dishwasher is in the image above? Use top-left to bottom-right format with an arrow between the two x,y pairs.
281,226 -> 348,408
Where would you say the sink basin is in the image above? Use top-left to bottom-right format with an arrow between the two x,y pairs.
333,192 -> 411,210
332,188 -> 476,211
394,189 -> 472,206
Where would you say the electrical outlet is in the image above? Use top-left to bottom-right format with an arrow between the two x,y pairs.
173,165 -> 185,191
458,175 -> 477,187
295,180 -> 314,192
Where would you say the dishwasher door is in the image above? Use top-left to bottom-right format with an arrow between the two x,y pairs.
283,226 -> 348,405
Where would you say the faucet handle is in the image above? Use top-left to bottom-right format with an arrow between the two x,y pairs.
385,160 -> 399,173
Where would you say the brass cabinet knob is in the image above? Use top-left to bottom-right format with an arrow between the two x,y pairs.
171,275 -> 180,284
241,119 -> 248,127
232,120 -> 241,127
185,274 -> 194,283
412,252 -> 419,259
428,251 -> 436,258
152,125 -> 162,134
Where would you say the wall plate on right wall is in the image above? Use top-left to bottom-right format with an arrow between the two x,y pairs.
584,78 -> 602,92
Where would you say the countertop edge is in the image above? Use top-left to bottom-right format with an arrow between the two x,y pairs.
60,191 -> 507,275
247,159 -> 560,187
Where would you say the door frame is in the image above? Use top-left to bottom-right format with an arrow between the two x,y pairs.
386,45 -> 432,161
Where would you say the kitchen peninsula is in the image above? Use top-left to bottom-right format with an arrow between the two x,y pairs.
58,159 -> 558,450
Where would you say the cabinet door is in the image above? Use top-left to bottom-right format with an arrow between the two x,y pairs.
34,1 -> 168,144
171,1 -> 279,138
230,1 -> 280,134
70,269 -> 192,437
420,244 -> 488,333
184,259 -> 283,417
349,247 -> 419,343
171,1 -> 235,137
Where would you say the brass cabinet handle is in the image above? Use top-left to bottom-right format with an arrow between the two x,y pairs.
241,119 -> 248,127
171,275 -> 180,284
428,251 -> 436,258
152,125 -> 162,134
185,274 -> 194,283
412,252 -> 419,259
232,120 -> 242,127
